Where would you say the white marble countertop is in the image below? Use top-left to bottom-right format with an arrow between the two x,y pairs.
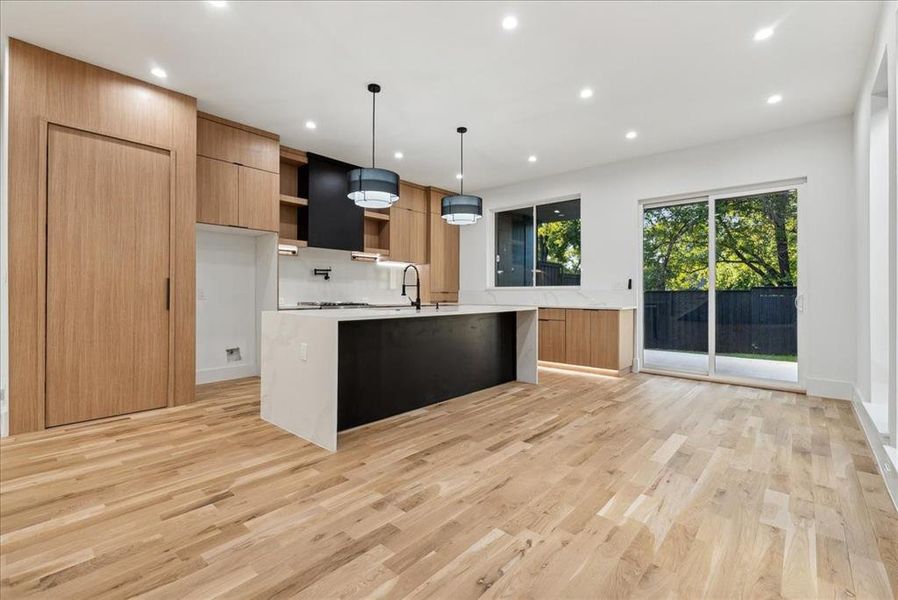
538,305 -> 637,310
268,304 -> 537,321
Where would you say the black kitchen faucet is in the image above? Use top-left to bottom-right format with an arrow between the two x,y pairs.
401,264 -> 421,311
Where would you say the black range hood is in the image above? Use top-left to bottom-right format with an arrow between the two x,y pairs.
299,153 -> 364,252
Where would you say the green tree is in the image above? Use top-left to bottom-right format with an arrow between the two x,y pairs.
715,191 -> 797,289
642,202 -> 709,291
642,191 -> 797,291
537,219 -> 581,272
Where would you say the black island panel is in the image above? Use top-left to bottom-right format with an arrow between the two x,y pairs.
337,312 -> 517,430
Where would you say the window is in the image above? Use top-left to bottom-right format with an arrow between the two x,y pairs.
495,198 -> 581,287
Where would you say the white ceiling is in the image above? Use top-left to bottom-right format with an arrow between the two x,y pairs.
0,1 -> 882,191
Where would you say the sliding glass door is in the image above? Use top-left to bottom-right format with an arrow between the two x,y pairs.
641,187 -> 801,385
642,199 -> 710,374
713,190 -> 798,382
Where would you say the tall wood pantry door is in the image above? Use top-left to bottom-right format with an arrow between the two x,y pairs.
46,125 -> 172,427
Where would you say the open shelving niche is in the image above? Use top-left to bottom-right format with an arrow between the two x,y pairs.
278,146 -> 309,249
363,208 -> 390,257
278,145 -> 392,257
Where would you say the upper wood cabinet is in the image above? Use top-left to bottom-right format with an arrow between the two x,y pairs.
197,156 -> 238,226
390,206 -> 427,264
197,115 -> 279,173
386,182 -> 428,263
196,114 -> 279,232
398,181 -> 428,214
238,165 -> 279,231
427,187 -> 459,295
197,156 -> 278,232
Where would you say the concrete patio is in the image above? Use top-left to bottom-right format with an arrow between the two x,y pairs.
644,349 -> 798,383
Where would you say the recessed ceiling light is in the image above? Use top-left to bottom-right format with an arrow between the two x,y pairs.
150,67 -> 167,79
579,87 -> 594,99
502,16 -> 518,30
528,155 -> 537,163
753,26 -> 774,42
207,0 -> 227,7
394,151 -> 403,159
625,130 -> 638,140
456,173 -> 463,180
766,94 -> 782,105
304,120 -> 317,129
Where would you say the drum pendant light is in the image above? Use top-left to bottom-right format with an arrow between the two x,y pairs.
441,127 -> 483,225
347,83 -> 400,208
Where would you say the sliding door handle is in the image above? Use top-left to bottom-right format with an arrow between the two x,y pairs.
166,277 -> 171,311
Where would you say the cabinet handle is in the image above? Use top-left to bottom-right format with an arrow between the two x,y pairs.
165,278 -> 171,311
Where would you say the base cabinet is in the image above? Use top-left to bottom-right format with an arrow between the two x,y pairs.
539,308 -> 634,373
538,319 -> 566,363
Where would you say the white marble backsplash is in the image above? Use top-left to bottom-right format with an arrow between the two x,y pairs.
278,247 -> 411,306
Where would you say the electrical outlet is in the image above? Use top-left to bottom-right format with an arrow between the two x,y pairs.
299,343 -> 308,361
197,288 -> 206,301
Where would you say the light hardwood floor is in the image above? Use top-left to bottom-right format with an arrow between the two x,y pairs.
1,370 -> 896,599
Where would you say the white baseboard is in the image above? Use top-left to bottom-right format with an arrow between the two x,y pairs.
851,389 -> 898,511
805,377 -> 854,400
196,363 -> 259,385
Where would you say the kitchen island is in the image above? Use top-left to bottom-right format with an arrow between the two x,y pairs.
261,305 -> 538,450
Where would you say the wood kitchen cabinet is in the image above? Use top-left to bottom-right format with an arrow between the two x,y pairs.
196,113 -> 279,232
539,308 -> 635,375
538,319 -> 566,363
197,114 -> 279,173
564,309 -> 593,366
427,187 -> 459,298
389,181 -> 428,263
197,156 -> 278,232
390,206 -> 427,263
399,181 -> 428,213
197,156 -> 238,226
238,165 -> 279,231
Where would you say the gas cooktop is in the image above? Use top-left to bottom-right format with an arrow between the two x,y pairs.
296,301 -> 371,309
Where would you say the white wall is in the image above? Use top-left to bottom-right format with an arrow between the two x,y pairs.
854,2 -> 897,415
870,94 -> 891,408
851,1 -> 898,508
278,247 -> 412,307
195,238 -> 414,385
461,116 -> 856,400
196,228 -> 263,384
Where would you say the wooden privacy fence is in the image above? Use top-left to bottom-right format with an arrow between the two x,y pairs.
643,287 -> 797,356
537,261 -> 581,286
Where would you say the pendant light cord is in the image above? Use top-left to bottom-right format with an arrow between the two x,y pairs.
459,130 -> 464,195
371,89 -> 376,168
